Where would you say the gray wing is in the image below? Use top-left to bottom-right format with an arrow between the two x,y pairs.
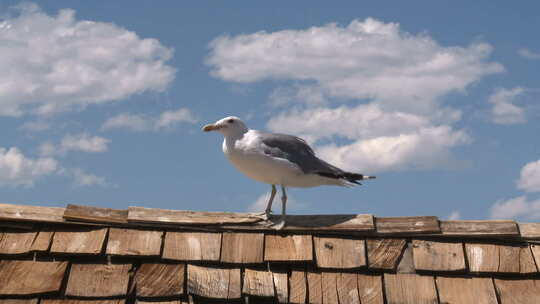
259,132 -> 345,176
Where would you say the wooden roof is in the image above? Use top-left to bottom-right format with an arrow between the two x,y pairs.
1,202 -> 540,304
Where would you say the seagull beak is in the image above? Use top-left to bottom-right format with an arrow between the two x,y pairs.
202,124 -> 220,132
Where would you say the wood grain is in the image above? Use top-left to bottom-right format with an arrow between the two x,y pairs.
0,230 -> 37,254
494,279 -> 540,304
307,268 -> 322,304
163,232 -> 221,261
357,274 -> 384,304
0,203 -> 64,223
128,206 -> 262,225
187,265 -> 240,299
465,243 -> 499,272
272,271 -> 288,303
264,234 -> 312,261
289,269 -> 306,304
384,274 -> 438,304
396,241 -> 415,273
466,243 -> 536,273
277,214 -> 374,231
50,228 -> 107,254
321,272 -> 339,304
412,240 -> 466,271
42,301 -> 125,304
313,236 -> 366,269
440,220 -> 519,236
0,300 -> 39,304
64,204 -> 128,224
0,260 -> 68,295
436,276 -> 498,304
367,238 -> 406,270
375,216 -> 440,234
221,232 -> 264,263
337,273 -> 360,304
107,228 -> 163,256
134,263 -> 184,297
519,223 -> 540,239
242,268 -> 274,297
66,263 -> 131,297
30,230 -> 54,252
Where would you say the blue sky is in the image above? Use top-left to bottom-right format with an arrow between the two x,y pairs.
1,1 -> 539,220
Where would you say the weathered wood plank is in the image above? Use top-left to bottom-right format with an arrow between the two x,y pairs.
0,230 -> 37,254
50,228 -> 107,255
375,216 -> 440,234
30,230 -> 54,252
0,203 -> 64,223
0,260 -> 68,295
396,241 -> 415,274
465,243 -> 499,272
221,232 -> 264,263
289,269 -> 306,304
107,228 -> 163,256
272,271 -> 288,303
264,234 -> 312,261
412,240 -> 466,271
384,273 -> 438,304
306,268 -> 322,304
42,301 -> 125,304
242,269 -> 274,297
367,238 -> 407,270
66,263 -> 131,297
520,245 -> 539,273
64,204 -> 128,224
337,273 -> 360,304
494,279 -> 540,304
313,236 -> 366,269
134,263 -> 184,297
0,299 -> 39,304
436,277 -> 498,304
128,206 -> 262,225
278,214 -> 374,231
136,301 -> 183,304
530,244 -> 540,271
441,220 -> 519,236
162,232 -> 221,261
187,265 -> 240,299
519,223 -> 540,239
321,272 -> 339,304
357,274 -> 384,304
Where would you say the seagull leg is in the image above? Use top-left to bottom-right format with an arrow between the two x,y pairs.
256,184 -> 276,221
272,185 -> 287,230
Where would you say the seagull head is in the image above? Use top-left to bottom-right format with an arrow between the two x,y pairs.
202,116 -> 248,136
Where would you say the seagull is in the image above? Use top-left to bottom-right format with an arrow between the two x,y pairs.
203,116 -> 375,229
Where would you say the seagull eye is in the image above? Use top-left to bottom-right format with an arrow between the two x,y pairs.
227,119 -> 234,123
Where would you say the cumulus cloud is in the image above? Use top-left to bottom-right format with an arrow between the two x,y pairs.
517,159 -> 540,193
41,133 -> 110,156
518,48 -> 540,60
70,168 -> 107,187
488,87 -> 526,125
102,108 -> 198,132
19,120 -> 51,132
490,196 -> 540,220
0,146 -> 58,187
207,18 -> 502,173
0,3 -> 175,116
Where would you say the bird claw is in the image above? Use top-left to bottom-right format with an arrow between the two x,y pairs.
271,220 -> 286,230
255,211 -> 272,221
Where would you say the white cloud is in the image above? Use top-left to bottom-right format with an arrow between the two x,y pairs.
447,210 -> 461,220
19,120 -> 51,132
207,18 -> 502,173
247,192 -> 307,213
0,3 -> 175,116
490,196 -> 540,220
102,108 -> 198,131
518,159 -> 540,193
41,133 -> 110,156
488,87 -> 526,125
70,168 -> 106,187
518,48 -> 540,60
0,146 -> 58,187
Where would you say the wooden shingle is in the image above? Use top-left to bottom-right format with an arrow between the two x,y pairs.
440,220 -> 519,236
396,242 -> 415,274
321,272 -> 339,304
264,234 -> 312,261
0,203 -> 64,223
107,228 -> 163,256
0,260 -> 68,295
162,232 -> 221,261
272,271 -> 288,303
375,216 -> 440,234
66,263 -> 131,297
384,274 -> 438,304
0,300 -> 39,304
42,301 -> 125,304
436,277 -> 498,304
367,238 -> 407,270
64,204 -> 128,224
30,230 -> 54,252
242,268 -> 274,297
466,243 -> 537,273
187,265 -> 240,299
128,206 -> 262,225
313,236 -> 366,269
0,230 -> 37,254
465,243 -> 499,272
494,279 -> 540,304
289,269 -> 307,304
337,273 -> 360,304
357,274 -> 384,304
412,240 -> 466,271
306,268 -> 322,304
519,223 -> 540,239
50,228 -> 107,255
136,301 -> 184,304
221,232 -> 264,263
134,263 -> 185,297
278,214 -> 374,231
